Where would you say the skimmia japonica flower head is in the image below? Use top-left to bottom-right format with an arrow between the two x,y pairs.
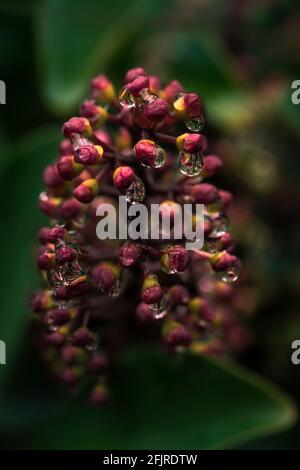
31,68 -> 246,404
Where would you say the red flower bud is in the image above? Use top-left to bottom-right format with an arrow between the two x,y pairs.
62,117 -> 92,139
168,285 -> 190,305
39,193 -> 61,218
203,155 -> 222,176
44,308 -> 71,328
141,273 -> 164,304
113,166 -> 134,191
74,144 -> 103,165
43,165 -> 63,188
118,243 -> 141,268
136,302 -> 156,322
30,291 -> 54,312
72,328 -> 96,347
192,183 -> 219,204
134,139 -> 162,167
91,262 -> 120,293
164,323 -> 192,350
59,199 -> 81,219
184,92 -> 203,118
161,245 -> 189,274
219,189 -> 233,208
59,139 -> 73,156
89,353 -> 108,375
57,155 -> 83,180
124,67 -> 146,84
176,133 -> 205,153
162,80 -> 184,102
74,178 -> 99,203
56,246 -> 77,265
48,226 -> 68,242
142,98 -> 169,122
212,252 -> 239,272
38,227 -> 52,244
91,75 -> 116,102
37,250 -> 56,270
93,129 -> 113,147
127,76 -> 149,96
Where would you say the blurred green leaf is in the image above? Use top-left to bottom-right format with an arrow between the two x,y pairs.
0,126 -> 59,395
25,348 -> 296,450
161,31 -> 247,106
35,0 -> 169,114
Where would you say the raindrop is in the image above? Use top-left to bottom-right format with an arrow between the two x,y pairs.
85,333 -> 99,352
126,175 -> 146,203
185,115 -> 205,132
119,86 -> 135,109
219,260 -> 241,283
150,295 -> 168,319
178,151 -> 203,177
209,215 -> 228,238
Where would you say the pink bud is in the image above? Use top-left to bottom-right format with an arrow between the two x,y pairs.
118,243 -> 141,268
56,246 -> 77,265
182,134 -> 205,153
43,165 -> 63,188
203,155 -> 222,176
127,76 -> 149,96
192,183 -> 219,204
141,285 -> 163,304
184,92 -> 203,118
213,253 -> 238,272
113,166 -> 134,191
142,98 -> 169,122
59,139 -> 73,156
163,80 -> 184,101
62,117 -> 91,138
124,67 -> 146,83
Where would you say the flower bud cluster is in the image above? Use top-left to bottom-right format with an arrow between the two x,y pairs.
31,68 -> 245,403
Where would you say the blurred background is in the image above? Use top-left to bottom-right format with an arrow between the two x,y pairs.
0,0 -> 300,450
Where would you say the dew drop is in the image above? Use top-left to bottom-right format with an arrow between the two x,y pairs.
126,175 -> 146,203
148,295 -> 168,319
140,145 -> 166,169
109,280 -> 121,297
209,215 -> 228,238
185,115 -> 205,132
119,86 -> 135,109
178,151 -> 204,177
220,260 -> 241,283
85,334 -> 99,352
160,247 -> 177,274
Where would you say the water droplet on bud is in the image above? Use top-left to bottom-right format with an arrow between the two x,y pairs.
185,115 -> 205,132
119,86 -> 135,109
209,215 -> 228,238
140,145 -> 166,169
85,334 -> 99,352
219,260 -> 241,283
148,295 -> 168,319
126,175 -> 146,203
178,151 -> 203,177
109,280 -> 121,297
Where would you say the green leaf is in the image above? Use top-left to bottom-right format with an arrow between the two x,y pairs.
35,0 -> 169,114
162,31 -> 247,105
25,348 -> 296,450
0,126 -> 60,394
